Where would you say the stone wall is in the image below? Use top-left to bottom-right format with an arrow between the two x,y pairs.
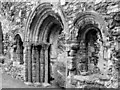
0,0 -> 120,88
62,0 -> 120,88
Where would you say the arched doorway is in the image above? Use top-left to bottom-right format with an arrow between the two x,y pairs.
24,3 -> 65,85
14,34 -> 24,64
0,22 -> 3,55
46,23 -> 63,83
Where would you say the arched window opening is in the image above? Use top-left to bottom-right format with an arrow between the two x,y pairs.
14,34 -> 24,64
76,27 -> 102,75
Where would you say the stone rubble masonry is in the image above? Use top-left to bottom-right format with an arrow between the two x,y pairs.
1,0 -> 120,88
59,0 -> 120,88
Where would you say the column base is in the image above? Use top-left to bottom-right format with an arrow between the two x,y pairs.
34,82 -> 42,87
24,82 -> 33,86
42,83 -> 51,87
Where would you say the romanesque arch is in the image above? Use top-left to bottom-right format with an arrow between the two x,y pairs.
72,11 -> 108,75
24,3 -> 65,85
14,34 -> 24,64
0,22 -> 3,55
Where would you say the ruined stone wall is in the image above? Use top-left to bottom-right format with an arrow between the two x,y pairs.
0,1 -> 37,83
0,0 -> 120,88
61,0 -> 120,88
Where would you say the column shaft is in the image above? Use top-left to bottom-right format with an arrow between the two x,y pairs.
27,44 -> 32,82
36,46 -> 40,82
40,46 -> 45,83
32,46 -> 36,83
42,44 -> 50,83
24,45 -> 28,82
44,47 -> 48,83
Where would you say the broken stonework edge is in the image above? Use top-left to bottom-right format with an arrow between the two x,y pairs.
34,82 -> 42,87
42,83 -> 51,87
73,75 -> 90,82
24,82 -> 33,86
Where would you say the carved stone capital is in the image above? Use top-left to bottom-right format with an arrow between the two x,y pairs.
23,41 -> 32,47
41,43 -> 51,50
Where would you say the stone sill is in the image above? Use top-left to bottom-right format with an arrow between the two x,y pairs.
73,74 -> 110,82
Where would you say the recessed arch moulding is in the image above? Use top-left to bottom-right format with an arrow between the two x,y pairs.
23,3 -> 68,86
66,11 -> 110,86
74,11 -> 109,40
25,3 -> 65,43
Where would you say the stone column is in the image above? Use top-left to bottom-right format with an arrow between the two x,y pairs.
40,45 -> 45,83
23,42 -> 28,82
28,44 -> 32,83
24,42 -> 32,85
42,43 -> 50,87
32,45 -> 36,83
44,44 -> 49,83
35,45 -> 41,85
